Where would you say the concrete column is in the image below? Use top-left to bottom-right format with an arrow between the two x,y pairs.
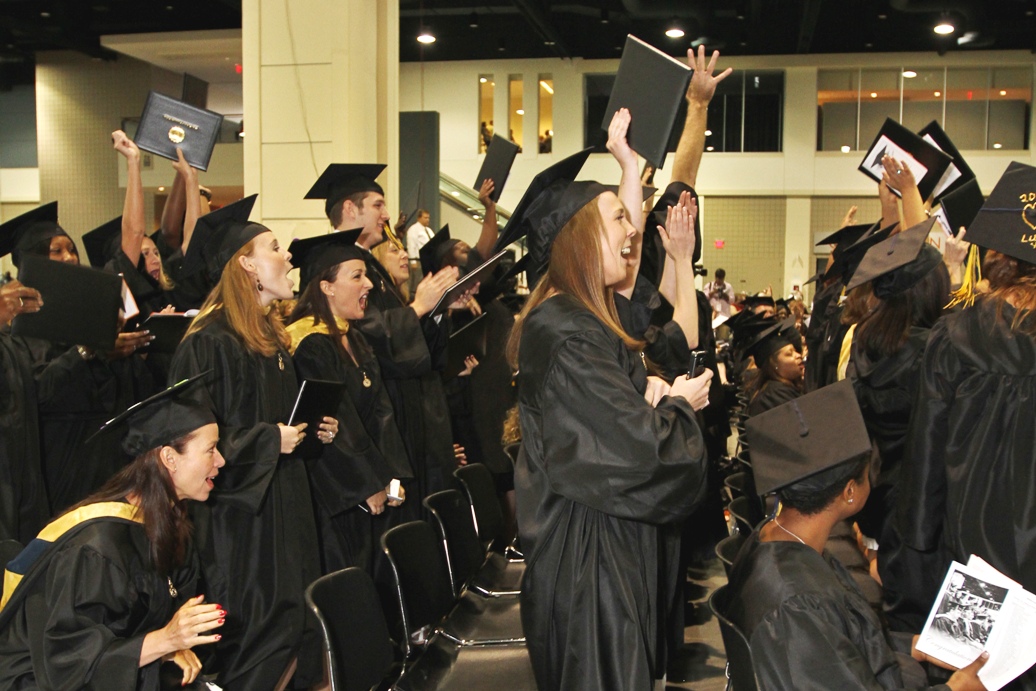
784,196 -> 813,303
242,0 -> 399,243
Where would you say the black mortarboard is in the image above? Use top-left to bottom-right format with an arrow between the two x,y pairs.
817,222 -> 871,249
183,195 -> 259,280
743,294 -> 776,312
639,181 -> 702,286
494,147 -> 594,252
964,162 -> 1036,265
82,216 -> 123,268
729,312 -> 775,356
288,229 -> 364,293
744,320 -> 796,364
845,218 -> 942,296
746,379 -> 871,496
938,178 -> 984,236
775,297 -> 791,311
776,315 -> 802,353
858,117 -> 953,201
91,372 -> 217,457
475,252 -> 529,307
525,179 -> 610,287
828,222 -> 896,283
804,269 -> 824,286
418,225 -> 458,276
305,164 -> 386,220
0,202 -> 67,269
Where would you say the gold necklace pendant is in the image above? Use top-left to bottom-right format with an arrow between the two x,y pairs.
167,577 -> 178,598
278,353 -> 285,371
362,371 -> 372,388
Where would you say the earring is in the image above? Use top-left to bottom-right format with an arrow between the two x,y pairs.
329,291 -> 335,297
257,279 -> 264,292
848,497 -> 854,504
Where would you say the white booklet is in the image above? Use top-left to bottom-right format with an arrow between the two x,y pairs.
916,554 -> 1036,690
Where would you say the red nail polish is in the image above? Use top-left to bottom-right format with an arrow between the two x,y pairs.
219,610 -> 226,617
218,618 -> 225,624
215,634 -> 222,641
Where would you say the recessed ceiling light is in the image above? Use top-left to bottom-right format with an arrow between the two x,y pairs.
870,92 -> 878,98
841,145 -> 851,153
706,146 -> 715,152
479,77 -> 487,83
539,80 -> 553,94
40,11 -> 50,17
902,70 -> 917,78
417,30 -> 436,44
666,27 -> 685,38
737,14 -> 745,20
1000,89 -> 1008,96
704,129 -> 712,136
864,42 -> 873,48
993,142 -> 1003,149
934,21 -> 955,35
934,91 -> 942,97
600,9 -> 609,24
544,40 -> 556,46
158,186 -> 165,192
877,13 -> 887,19
516,109 -> 524,115
468,12 -> 478,28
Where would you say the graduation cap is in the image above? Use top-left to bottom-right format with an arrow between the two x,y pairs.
0,202 -> 67,269
858,118 -> 953,201
742,294 -> 776,313
938,178 -> 984,237
918,120 -> 976,201
964,161 -> 1036,265
525,180 -> 611,287
305,164 -> 386,220
182,194 -> 259,280
845,218 -> 942,296
828,222 -> 896,284
776,315 -> 802,352
494,147 -> 594,252
803,269 -> 825,286
90,372 -> 217,457
743,320 -> 797,364
745,379 -> 871,496
728,311 -> 775,356
816,223 -> 872,249
288,229 -> 364,293
418,225 -> 459,276
82,216 -> 123,268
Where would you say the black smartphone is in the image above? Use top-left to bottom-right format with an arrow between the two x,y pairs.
688,349 -> 708,378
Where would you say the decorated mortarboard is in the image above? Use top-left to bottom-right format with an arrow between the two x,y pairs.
89,372 -> 217,457
0,202 -> 66,269
305,164 -> 386,220
959,161 -> 1036,266
639,181 -> 700,287
918,120 -> 976,201
418,225 -> 458,276
82,216 -> 123,268
816,222 -> 872,249
182,194 -> 259,280
858,117 -> 953,201
288,229 -> 364,293
525,180 -> 611,287
746,379 -> 871,496
846,218 -> 942,296
494,147 -> 594,252
938,178 -> 984,237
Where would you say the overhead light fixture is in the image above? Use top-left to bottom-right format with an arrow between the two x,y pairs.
158,186 -> 166,192
539,80 -> 553,94
877,13 -> 887,20
870,92 -> 878,98
479,77 -> 487,83
40,11 -> 50,17
993,142 -> 1003,149
957,31 -> 979,45
864,42 -> 873,48
934,20 -> 955,35
468,12 -> 478,28
706,146 -> 715,152
704,129 -> 712,136
544,40 -> 556,46
841,145 -> 851,153
665,20 -> 685,39
902,70 -> 917,78
1000,89 -> 1008,96
600,8 -> 609,24
516,109 -> 524,115
498,39 -> 506,52
417,28 -> 436,44
934,90 -> 942,97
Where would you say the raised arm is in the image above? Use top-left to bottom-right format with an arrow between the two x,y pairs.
475,177 -> 499,261
657,190 -> 700,349
112,130 -> 145,267
606,108 -> 644,298
882,155 -> 926,230
171,149 -> 201,253
671,46 -> 732,187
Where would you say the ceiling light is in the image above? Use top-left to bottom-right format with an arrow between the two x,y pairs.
934,21 -> 955,35
864,42 -> 873,48
40,11 -> 50,17
841,145 -> 851,153
158,186 -> 166,192
544,40 -> 556,46
706,146 -> 715,152
238,131 -> 245,138
902,70 -> 917,78
1000,89 -> 1008,96
870,92 -> 878,98
878,13 -> 887,19
539,80 -> 553,94
417,29 -> 436,44
957,31 -> 979,45
479,77 -> 487,83
934,90 -> 942,97
665,20 -> 685,39
600,9 -> 609,24
993,142 -> 1003,149
516,109 -> 524,115
468,12 -> 478,28
704,129 -> 712,136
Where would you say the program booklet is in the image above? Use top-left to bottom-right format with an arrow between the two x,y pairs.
916,555 -> 1036,690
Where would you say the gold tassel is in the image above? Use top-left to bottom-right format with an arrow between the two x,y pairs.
946,244 -> 982,310
383,222 -> 405,252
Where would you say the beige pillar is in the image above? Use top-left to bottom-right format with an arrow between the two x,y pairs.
242,0 -> 399,244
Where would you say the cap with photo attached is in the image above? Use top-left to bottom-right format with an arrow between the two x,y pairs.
963,161 -> 1036,265
305,164 -> 386,221
82,216 -> 123,268
182,195 -> 262,282
0,202 -> 68,269
746,379 -> 871,496
288,229 -> 364,293
845,218 -> 942,298
89,372 -> 217,457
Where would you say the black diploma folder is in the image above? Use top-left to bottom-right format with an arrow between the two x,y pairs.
141,313 -> 193,354
288,379 -> 347,459
430,249 -> 509,318
446,314 -> 489,379
858,118 -> 953,201
602,34 -> 693,169
475,135 -> 519,202
134,91 -> 224,171
12,256 -> 122,351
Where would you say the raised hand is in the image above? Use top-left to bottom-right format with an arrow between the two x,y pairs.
111,130 -> 140,160
606,107 -> 638,171
686,46 -> 733,106
658,190 -> 698,263
478,178 -> 496,210
0,281 -> 43,324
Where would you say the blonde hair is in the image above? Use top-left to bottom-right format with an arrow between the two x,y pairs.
371,240 -> 410,301
507,199 -> 642,367
184,239 -> 290,357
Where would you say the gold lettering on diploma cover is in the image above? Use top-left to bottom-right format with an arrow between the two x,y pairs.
168,126 -> 186,144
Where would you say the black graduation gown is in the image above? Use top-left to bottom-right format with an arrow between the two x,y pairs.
725,531 -> 947,691
896,301 -> 1036,652
168,316 -> 321,690
0,334 -> 48,543
514,294 -> 708,691
106,249 -> 174,318
356,250 -> 454,510
747,379 -> 800,417
0,517 -> 198,691
466,299 -> 518,478
806,282 -> 847,392
291,329 -> 411,574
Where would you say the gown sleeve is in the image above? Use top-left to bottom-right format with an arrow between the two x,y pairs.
169,331 -> 282,514
537,328 -> 706,524
355,301 -> 433,380
30,546 -> 153,690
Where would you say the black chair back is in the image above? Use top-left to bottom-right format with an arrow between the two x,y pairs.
454,464 -> 504,550
724,472 -> 750,499
728,496 -> 762,535
715,533 -> 746,579
304,567 -> 396,691
381,520 -> 457,657
710,585 -> 760,691
423,490 -> 486,596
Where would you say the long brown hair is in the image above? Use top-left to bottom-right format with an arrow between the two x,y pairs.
286,262 -> 372,361
507,199 -> 642,367
854,263 -> 949,360
184,239 -> 290,357
67,432 -> 197,576
983,250 -> 1036,337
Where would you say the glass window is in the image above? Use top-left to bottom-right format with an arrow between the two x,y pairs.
988,68 -> 1031,150
859,69 -> 901,147
538,76 -> 553,154
582,73 -> 613,152
901,68 -> 945,132
944,68 -> 989,150
817,69 -> 859,152
743,71 -> 784,152
478,75 -> 494,153
508,76 -> 524,153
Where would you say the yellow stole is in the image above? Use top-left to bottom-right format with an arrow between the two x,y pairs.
285,315 -> 350,355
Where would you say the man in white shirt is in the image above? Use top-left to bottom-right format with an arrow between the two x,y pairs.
405,209 -> 434,259
704,268 -> 735,317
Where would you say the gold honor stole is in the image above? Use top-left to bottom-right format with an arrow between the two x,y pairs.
0,502 -> 144,612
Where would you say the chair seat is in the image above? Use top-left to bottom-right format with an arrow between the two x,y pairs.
469,552 -> 525,597
440,591 -> 526,645
395,635 -> 536,690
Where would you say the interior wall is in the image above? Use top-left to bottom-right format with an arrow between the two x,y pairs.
699,197 -> 787,296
